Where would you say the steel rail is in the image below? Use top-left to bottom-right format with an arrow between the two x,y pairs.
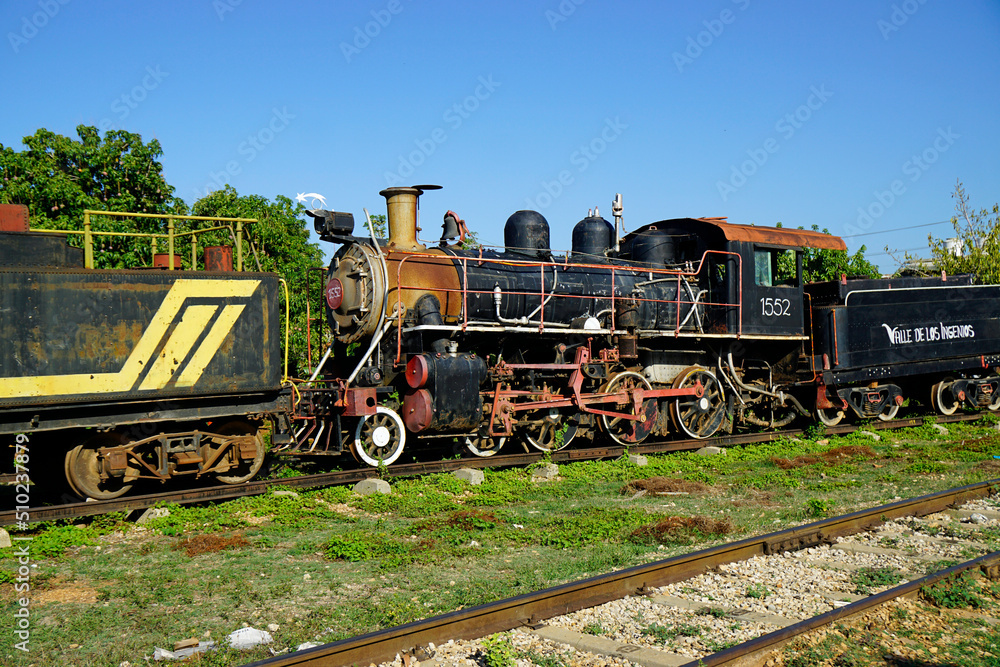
239,478 -> 1000,667
1,410 -> 987,526
684,550 -> 1000,667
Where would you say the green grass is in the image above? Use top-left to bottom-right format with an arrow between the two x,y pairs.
3,418 -> 1000,666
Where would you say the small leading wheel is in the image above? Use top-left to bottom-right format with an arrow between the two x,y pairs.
815,406 -> 845,427
465,434 -> 506,457
671,366 -> 726,439
65,433 -> 138,500
601,372 -> 657,445
522,408 -> 578,453
352,406 -> 406,466
877,399 -> 900,422
931,379 -> 958,416
212,421 -> 266,484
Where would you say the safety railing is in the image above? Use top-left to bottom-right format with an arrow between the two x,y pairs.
391,249 -> 743,364
33,210 -> 258,270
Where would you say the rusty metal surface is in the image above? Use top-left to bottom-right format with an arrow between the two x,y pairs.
694,217 -> 847,250
0,204 -> 30,232
239,480 -> 1000,667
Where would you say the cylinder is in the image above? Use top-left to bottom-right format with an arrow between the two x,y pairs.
204,246 -> 233,271
379,186 -> 425,251
504,210 -> 550,258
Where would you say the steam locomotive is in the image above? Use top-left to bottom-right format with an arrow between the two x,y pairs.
2,187 -> 998,500
294,185 -> 1000,464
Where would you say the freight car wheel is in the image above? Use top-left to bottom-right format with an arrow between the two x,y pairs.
815,407 -> 845,427
877,400 -> 900,421
601,372 -> 657,445
671,367 -> 726,439
65,433 -> 137,500
465,434 -> 506,457
352,407 -> 406,466
523,409 -> 578,452
931,380 -> 959,416
989,379 -> 1000,411
212,421 -> 266,484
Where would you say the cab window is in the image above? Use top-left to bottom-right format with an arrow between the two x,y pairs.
754,248 -> 798,287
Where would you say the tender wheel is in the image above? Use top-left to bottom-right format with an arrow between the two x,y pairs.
212,421 -> 266,484
601,372 -> 657,445
522,408 -> 578,453
877,399 -> 900,421
815,406 -> 845,427
65,433 -> 138,500
352,406 -> 406,466
465,434 -> 506,457
931,380 -> 958,416
671,367 -> 726,439
988,380 -> 1000,412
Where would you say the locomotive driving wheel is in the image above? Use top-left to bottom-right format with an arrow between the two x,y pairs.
522,408 -> 578,452
600,372 -> 657,445
464,433 -> 506,457
210,420 -> 266,484
65,432 -> 140,500
352,406 -> 406,466
671,366 -> 726,439
931,378 -> 959,416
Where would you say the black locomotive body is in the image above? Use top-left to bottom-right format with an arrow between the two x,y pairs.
298,185 -> 976,466
0,209 -> 289,499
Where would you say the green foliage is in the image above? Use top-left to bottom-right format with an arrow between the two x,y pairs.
641,622 -> 701,642
0,125 -> 182,267
851,567 -> 903,594
582,622 -> 607,635
921,571 -> 990,609
480,635 -> 517,667
192,186 -> 324,376
776,223 -> 880,282
324,530 -> 414,568
745,583 -> 772,599
928,180 -> 1000,284
531,508 -> 661,548
699,606 -> 729,618
806,498 -> 832,517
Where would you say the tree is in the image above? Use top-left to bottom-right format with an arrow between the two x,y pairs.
0,125 -> 183,268
929,180 -> 1000,284
192,186 -> 325,378
776,223 -> 881,282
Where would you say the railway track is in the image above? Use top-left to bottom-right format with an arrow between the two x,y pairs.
0,411 -> 987,527
241,479 -> 1000,667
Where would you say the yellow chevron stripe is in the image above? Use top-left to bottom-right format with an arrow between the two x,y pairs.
175,304 -> 247,387
0,279 -> 260,399
138,305 -> 218,391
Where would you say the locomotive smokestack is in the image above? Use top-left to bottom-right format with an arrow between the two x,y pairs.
379,186 -> 425,251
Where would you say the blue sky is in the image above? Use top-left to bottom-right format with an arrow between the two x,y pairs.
2,0 -> 998,271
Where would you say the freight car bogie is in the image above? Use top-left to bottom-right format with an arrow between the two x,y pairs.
62,419 -> 266,499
